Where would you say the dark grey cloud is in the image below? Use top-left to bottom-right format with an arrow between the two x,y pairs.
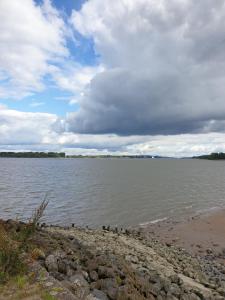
68,0 -> 225,136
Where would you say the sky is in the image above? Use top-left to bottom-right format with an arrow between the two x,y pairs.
1,0 -> 225,157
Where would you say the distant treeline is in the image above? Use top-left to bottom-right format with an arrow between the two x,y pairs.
193,152 -> 225,160
66,155 -> 159,159
0,152 -> 65,158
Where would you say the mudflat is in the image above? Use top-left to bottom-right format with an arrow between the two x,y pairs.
143,209 -> 225,258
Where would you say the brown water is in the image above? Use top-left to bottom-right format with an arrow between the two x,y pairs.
0,158 -> 225,227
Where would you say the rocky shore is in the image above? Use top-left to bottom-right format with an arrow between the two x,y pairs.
1,219 -> 225,300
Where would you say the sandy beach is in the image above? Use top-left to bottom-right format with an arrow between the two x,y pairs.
143,208 -> 225,259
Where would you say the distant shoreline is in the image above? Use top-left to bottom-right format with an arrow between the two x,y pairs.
0,152 -> 170,159
1,151 -> 225,159
0,152 -> 66,158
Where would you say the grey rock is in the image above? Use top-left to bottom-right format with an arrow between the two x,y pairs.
125,254 -> 138,264
162,278 -> 171,293
149,270 -> 160,283
88,289 -> 109,300
137,266 -> 149,276
151,282 -> 163,296
169,283 -> 181,297
98,266 -> 114,279
49,271 -> 65,281
170,274 -> 182,285
100,278 -> 117,299
180,293 -> 201,300
82,270 -> 89,281
45,254 -> 58,273
90,270 -> 99,282
106,287 -> 117,300
53,250 -> 67,259
165,293 -> 179,300
69,273 -> 90,298
58,259 -> 69,275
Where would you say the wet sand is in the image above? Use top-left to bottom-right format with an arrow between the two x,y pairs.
143,209 -> 225,259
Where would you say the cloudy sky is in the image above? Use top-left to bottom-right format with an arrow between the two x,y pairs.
1,0 -> 225,157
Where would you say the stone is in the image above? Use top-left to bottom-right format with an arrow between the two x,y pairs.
87,289 -> 109,300
180,293 -> 201,300
169,283 -> 181,297
206,248 -> 213,255
45,281 -> 54,287
149,270 -> 160,283
49,271 -> 65,281
162,278 -> 171,293
58,259 -> 69,275
107,287 -> 117,300
100,278 -> 118,299
90,270 -> 99,282
82,270 -> 89,280
54,250 -> 67,259
137,266 -> 149,276
150,282 -> 163,296
45,254 -> 58,272
69,273 -> 90,298
98,266 -> 114,279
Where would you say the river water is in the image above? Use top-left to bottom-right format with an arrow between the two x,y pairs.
0,158 -> 225,227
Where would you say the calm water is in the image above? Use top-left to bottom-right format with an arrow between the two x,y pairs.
0,158 -> 225,227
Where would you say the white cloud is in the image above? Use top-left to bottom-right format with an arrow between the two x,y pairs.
30,101 -> 45,108
125,133 -> 225,157
51,63 -> 104,104
0,106 -> 59,145
0,0 -> 68,99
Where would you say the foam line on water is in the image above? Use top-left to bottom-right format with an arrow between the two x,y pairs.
139,217 -> 168,227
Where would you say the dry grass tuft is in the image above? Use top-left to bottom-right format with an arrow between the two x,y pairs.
30,248 -> 45,261
0,196 -> 49,283
0,224 -> 24,282
29,194 -> 49,229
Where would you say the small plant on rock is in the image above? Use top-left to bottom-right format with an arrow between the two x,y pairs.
29,194 -> 49,230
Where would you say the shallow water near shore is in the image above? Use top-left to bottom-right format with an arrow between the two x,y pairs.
0,157 -> 225,227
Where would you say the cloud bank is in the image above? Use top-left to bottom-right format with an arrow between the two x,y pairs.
68,0 -> 225,135
1,105 -> 225,157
